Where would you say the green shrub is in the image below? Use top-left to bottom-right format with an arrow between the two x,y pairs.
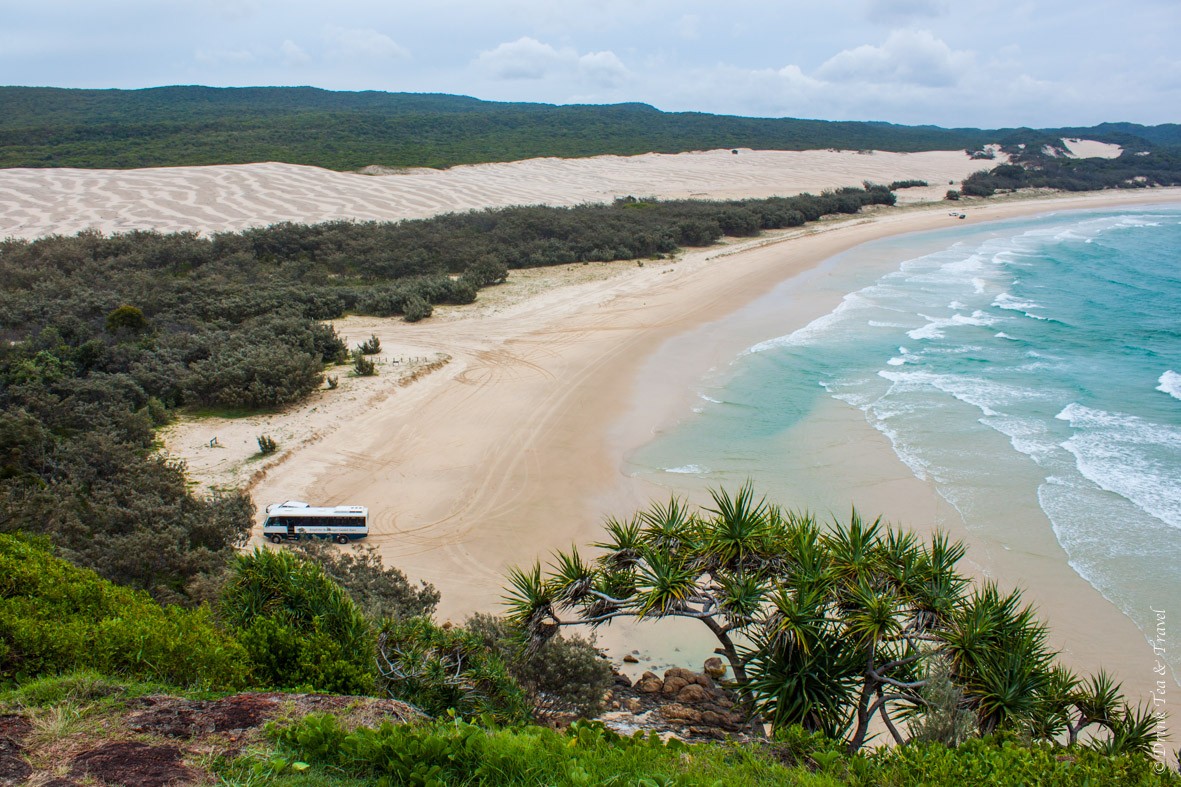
465,612 -> 612,721
376,617 -> 529,723
401,295 -> 432,323
270,715 -> 805,786
220,548 -> 375,695
357,335 -> 381,355
0,534 -> 250,689
291,540 -> 439,622
351,350 -> 376,377
104,304 -> 149,335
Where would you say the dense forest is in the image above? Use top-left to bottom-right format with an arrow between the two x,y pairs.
2,85 -> 1180,170
0,187 -> 893,602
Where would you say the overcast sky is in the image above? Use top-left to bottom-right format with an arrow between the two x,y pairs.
4,0 -> 1178,128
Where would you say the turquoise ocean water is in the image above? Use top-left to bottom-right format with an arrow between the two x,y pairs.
627,204 -> 1181,675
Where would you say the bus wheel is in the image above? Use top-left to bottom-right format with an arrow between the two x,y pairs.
335,535 -> 349,545
269,535 -> 282,544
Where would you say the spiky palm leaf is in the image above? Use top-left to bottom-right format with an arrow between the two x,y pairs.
502,562 -> 557,648
1090,703 -> 1165,757
593,515 -> 644,569
634,549 -> 700,618
702,483 -> 774,570
715,570 -> 767,630
637,496 -> 695,554
546,548 -> 596,607
824,508 -> 885,590
845,578 -> 903,649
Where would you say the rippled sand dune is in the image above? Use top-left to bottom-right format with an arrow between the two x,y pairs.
0,148 -> 987,239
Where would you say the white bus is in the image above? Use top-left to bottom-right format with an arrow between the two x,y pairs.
262,501 -> 369,544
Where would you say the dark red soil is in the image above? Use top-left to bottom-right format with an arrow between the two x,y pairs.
69,740 -> 195,786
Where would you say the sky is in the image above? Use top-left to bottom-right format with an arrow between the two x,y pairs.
3,0 -> 1179,129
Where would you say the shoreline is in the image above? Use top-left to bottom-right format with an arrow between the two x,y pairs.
166,187 -> 1180,741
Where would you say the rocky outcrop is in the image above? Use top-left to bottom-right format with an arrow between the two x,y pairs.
601,665 -> 750,741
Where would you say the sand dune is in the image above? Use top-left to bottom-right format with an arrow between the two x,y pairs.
0,148 -> 988,240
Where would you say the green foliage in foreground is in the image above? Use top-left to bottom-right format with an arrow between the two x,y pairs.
0,534 -> 250,688
376,617 -> 530,725
290,540 -> 441,622
265,713 -> 1180,787
220,548 -> 376,695
465,612 -> 615,722
269,714 -> 819,786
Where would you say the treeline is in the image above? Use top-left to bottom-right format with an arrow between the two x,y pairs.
4,85 -> 1177,171
0,187 -> 892,600
0,86 -> 989,169
960,147 -> 1181,196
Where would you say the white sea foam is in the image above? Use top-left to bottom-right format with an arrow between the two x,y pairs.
877,369 -> 1052,418
993,292 -> 1043,312
699,394 -> 723,404
1157,370 -> 1181,401
664,464 -> 707,475
1056,403 -> 1181,530
747,292 -> 870,352
907,310 -> 998,341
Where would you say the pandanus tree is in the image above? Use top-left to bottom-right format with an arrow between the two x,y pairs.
504,485 -> 1163,755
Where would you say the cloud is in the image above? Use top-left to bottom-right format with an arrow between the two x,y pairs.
475,37 -> 565,80
816,30 -> 972,88
578,50 -> 629,88
280,40 -> 311,67
325,27 -> 410,61
474,37 -> 631,87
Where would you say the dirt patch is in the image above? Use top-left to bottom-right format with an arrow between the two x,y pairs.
69,741 -> 194,786
127,692 -> 420,740
128,693 -> 276,738
0,714 -> 32,787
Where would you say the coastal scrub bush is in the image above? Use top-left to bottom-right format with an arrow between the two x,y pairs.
184,340 -> 324,409
358,334 -> 381,355
376,616 -> 529,723
465,612 -> 614,721
351,350 -> 376,376
290,540 -> 440,622
0,534 -> 250,688
220,548 -> 376,695
401,295 -> 432,322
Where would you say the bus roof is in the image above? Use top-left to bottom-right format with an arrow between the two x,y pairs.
266,501 -> 367,516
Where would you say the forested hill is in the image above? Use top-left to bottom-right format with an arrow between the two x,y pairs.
3,84 -> 1177,171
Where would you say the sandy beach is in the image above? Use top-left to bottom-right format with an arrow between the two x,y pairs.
5,150 -> 1175,739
